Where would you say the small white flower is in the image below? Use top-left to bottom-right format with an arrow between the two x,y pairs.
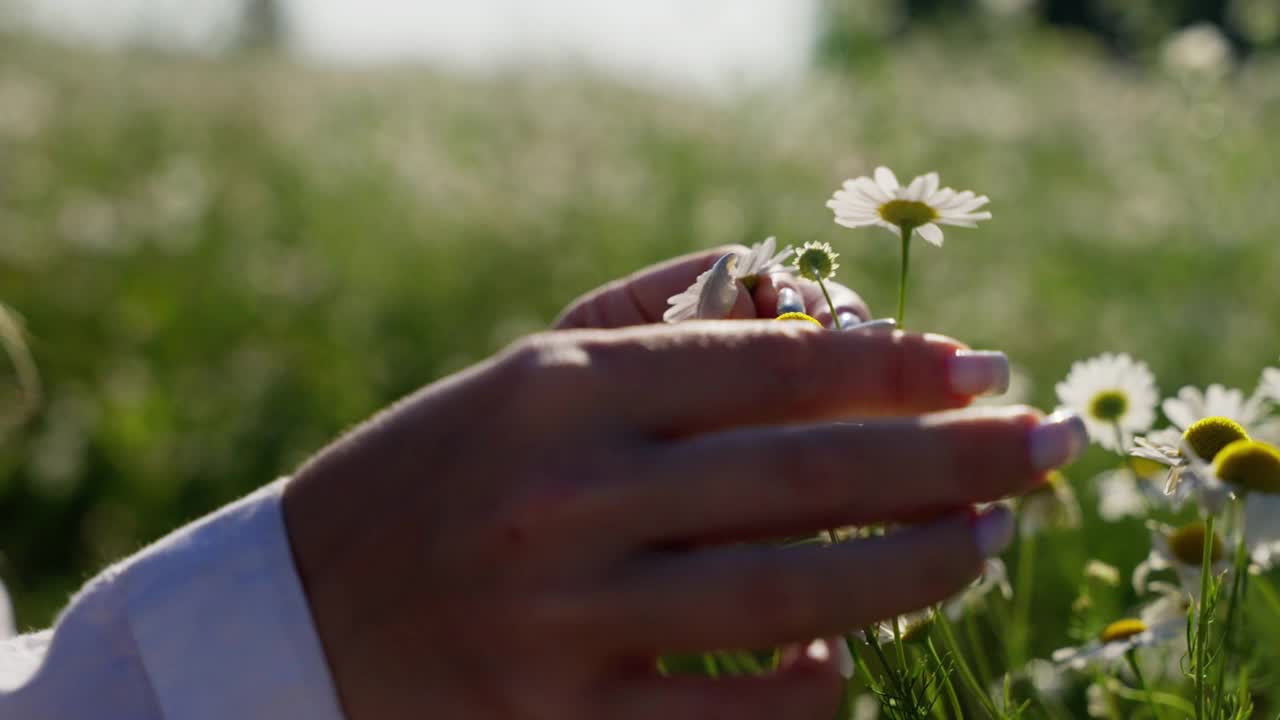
1163,383 -> 1279,442
1245,493 -> 1280,570
1084,560 -> 1122,587
1132,416 -> 1250,508
1055,353 -> 1158,452
792,241 -> 840,282
803,637 -> 855,680
1161,22 -> 1234,80
734,235 -> 794,281
663,238 -> 793,323
857,609 -> 935,645
945,559 -> 1012,619
1260,366 -> 1280,406
826,166 -> 991,247
1051,599 -> 1183,669
1133,520 -> 1231,599
1095,468 -> 1152,521
1018,472 -> 1081,537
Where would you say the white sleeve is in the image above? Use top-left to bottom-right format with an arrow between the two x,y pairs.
0,479 -> 347,720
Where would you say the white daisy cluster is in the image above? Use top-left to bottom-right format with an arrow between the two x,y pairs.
1027,353 -> 1280,720
664,166 -> 992,331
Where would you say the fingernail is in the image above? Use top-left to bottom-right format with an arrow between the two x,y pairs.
972,505 -> 1014,559
947,350 -> 1010,397
836,310 -> 862,329
846,317 -> 897,333
1029,410 -> 1088,472
776,287 -> 805,316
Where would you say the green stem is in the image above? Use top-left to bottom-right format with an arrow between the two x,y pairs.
1211,500 -> 1250,719
927,635 -> 965,720
1126,649 -> 1165,720
1105,681 -> 1197,717
1009,530 -> 1036,666
816,277 -> 843,330
896,225 -> 914,330
933,610 -> 1002,719
963,609 -> 994,692
1194,514 -> 1216,720
1252,573 -> 1280,619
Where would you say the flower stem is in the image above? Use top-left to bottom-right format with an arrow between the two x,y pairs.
1009,529 -> 1035,666
1126,649 -> 1165,720
926,635 -> 964,720
963,609 -> 994,691
816,277 -> 842,330
1211,499 -> 1250,719
1194,513 -> 1216,720
933,610 -> 1002,719
896,225 -> 914,330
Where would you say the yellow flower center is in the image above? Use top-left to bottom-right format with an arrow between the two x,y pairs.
1167,522 -> 1225,566
1181,416 -> 1249,462
1088,390 -> 1128,421
1214,439 -> 1280,494
1099,618 -> 1148,644
775,312 -> 823,327
877,200 -> 939,228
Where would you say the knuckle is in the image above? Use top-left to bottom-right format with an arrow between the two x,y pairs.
497,333 -> 600,411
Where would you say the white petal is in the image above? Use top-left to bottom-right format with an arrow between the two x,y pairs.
854,177 -> 891,204
921,172 -> 940,199
874,166 -> 900,194
904,175 -> 927,202
916,223 -> 944,246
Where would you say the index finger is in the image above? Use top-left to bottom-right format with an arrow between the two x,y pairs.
517,322 -> 1009,435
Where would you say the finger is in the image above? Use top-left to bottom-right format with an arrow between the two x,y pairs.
534,323 -> 1008,433
622,407 -> 1084,543
797,280 -> 870,329
607,657 -> 842,720
603,509 -> 1012,654
751,274 -> 807,317
554,247 -> 745,329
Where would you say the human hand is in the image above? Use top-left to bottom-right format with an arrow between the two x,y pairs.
554,247 -> 873,330
282,320 -> 1085,720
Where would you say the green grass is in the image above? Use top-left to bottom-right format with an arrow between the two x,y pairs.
2,26 -> 1280,714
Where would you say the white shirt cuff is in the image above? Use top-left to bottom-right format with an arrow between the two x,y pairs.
124,479 -> 346,720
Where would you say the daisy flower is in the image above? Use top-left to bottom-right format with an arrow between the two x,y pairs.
663,237 -> 793,323
1163,382 -> 1280,442
826,166 -> 991,247
1051,597 -> 1184,670
792,241 -> 839,282
1055,353 -> 1158,453
1132,520 -> 1231,599
827,167 -> 989,329
856,609 -> 936,646
1095,467 -> 1164,521
944,559 -> 1012,619
1133,414 -> 1248,495
1259,365 -> 1280,407
1017,472 -> 1081,537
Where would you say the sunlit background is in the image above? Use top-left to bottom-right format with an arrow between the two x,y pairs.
3,0 -> 1280,710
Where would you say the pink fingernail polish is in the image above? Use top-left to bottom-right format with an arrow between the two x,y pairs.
972,505 -> 1014,559
1029,410 -> 1088,472
948,351 -> 1010,397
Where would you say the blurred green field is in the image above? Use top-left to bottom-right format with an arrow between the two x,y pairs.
4,24 -> 1280,702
